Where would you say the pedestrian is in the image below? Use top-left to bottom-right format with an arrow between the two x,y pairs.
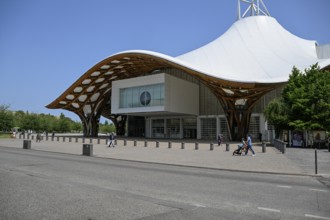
217,134 -> 223,146
244,134 -> 256,156
36,132 -> 41,142
108,132 -> 115,147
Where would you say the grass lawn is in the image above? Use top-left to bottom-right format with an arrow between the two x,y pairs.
0,133 -> 12,138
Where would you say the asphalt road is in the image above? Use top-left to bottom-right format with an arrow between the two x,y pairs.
0,146 -> 329,220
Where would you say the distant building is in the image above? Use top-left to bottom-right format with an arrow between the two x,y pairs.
47,0 -> 330,140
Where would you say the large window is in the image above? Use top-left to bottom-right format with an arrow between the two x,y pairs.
249,116 -> 260,139
119,84 -> 164,108
219,117 -> 229,141
152,119 -> 165,138
166,118 -> 180,138
183,118 -> 197,139
201,118 -> 216,140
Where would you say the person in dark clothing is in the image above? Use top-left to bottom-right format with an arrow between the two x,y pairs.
108,132 -> 115,147
217,134 -> 223,146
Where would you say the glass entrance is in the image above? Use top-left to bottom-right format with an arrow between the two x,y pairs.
128,116 -> 145,137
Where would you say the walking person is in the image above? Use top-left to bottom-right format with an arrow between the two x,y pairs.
36,132 -> 41,142
244,134 -> 256,156
217,134 -> 223,146
108,132 -> 115,148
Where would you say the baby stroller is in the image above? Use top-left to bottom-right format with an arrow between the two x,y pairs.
232,143 -> 246,156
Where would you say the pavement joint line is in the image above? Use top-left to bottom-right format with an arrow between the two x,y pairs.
257,207 -> 280,213
308,188 -> 327,193
94,155 -> 319,177
305,214 -> 330,220
276,185 -> 292,188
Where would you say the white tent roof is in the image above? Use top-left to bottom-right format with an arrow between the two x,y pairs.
176,16 -> 330,83
114,16 -> 329,84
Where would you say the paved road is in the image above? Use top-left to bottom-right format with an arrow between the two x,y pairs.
1,147 -> 329,220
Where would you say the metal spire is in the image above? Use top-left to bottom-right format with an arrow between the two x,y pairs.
237,0 -> 270,20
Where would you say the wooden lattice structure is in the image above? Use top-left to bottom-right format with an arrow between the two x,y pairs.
46,52 -> 285,139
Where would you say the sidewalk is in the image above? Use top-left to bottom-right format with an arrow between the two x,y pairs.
1,137 -> 328,176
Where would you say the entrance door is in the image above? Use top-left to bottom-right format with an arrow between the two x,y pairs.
128,116 -> 145,137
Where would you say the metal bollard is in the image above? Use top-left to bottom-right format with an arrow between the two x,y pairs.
63,137 -> 65,142
134,140 -> 137,147
315,148 -> 318,174
210,143 -> 214,151
262,142 -> 266,153
156,141 -> 159,148
168,141 -> 172,149
90,138 -> 93,144
97,138 -> 100,144
76,137 -> 78,143
124,140 -> 127,146
226,143 -> 229,151
23,140 -> 31,149
82,144 -> 93,156
82,138 -> 85,143
181,142 -> 185,149
145,140 -> 148,147
195,142 -> 199,150
57,136 -> 59,142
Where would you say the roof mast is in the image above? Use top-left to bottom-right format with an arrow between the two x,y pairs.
237,0 -> 270,20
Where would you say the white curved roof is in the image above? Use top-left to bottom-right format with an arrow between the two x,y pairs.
175,16 -> 330,83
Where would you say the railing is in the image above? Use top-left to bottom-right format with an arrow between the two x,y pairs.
273,139 -> 286,154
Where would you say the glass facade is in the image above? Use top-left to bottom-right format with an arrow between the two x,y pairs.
166,119 -> 181,138
152,119 -> 165,138
183,118 -> 197,139
219,117 -> 229,141
249,116 -> 260,139
201,118 -> 217,140
120,84 -> 164,108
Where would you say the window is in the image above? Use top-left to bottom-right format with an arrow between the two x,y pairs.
119,84 -> 164,108
201,118 -> 216,140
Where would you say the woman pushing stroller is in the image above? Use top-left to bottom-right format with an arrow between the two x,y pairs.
232,138 -> 247,156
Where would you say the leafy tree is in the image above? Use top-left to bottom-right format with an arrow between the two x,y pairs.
283,64 -> 330,131
20,113 -> 41,131
99,120 -> 116,133
265,64 -> 330,134
71,121 -> 83,132
55,113 -> 72,133
263,97 -> 290,138
0,104 -> 14,132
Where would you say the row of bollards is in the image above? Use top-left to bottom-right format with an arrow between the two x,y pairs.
22,139 -> 268,158
23,139 -> 94,156
21,135 -> 268,153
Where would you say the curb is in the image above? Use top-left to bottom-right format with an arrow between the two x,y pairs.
0,144 -> 321,178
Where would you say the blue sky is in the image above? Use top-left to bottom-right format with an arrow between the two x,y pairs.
1,0 -> 329,122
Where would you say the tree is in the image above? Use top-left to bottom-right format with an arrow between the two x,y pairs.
264,64 -> 330,135
20,113 -> 41,131
282,64 -> 330,131
0,104 -> 14,132
55,113 -> 72,133
99,120 -> 116,134
263,97 -> 290,138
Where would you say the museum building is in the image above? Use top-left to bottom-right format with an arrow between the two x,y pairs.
46,0 -> 330,141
